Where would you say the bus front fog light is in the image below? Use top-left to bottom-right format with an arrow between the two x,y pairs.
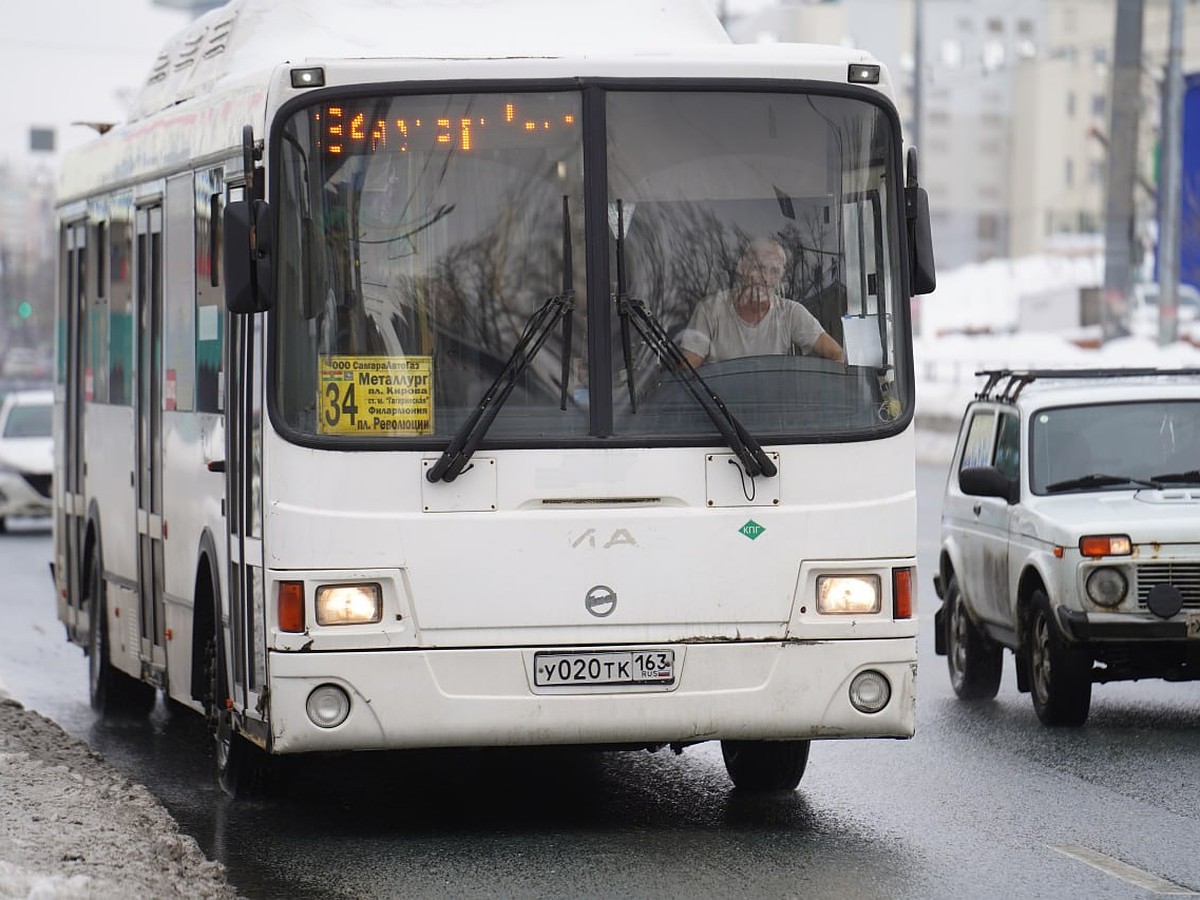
849,670 -> 891,713
1086,567 -> 1127,608
816,575 -> 881,614
315,583 -> 382,625
306,684 -> 350,728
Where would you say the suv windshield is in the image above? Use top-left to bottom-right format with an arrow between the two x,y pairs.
1031,400 -> 1200,493
273,86 -> 909,445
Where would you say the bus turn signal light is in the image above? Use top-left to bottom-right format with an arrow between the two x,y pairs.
892,567 -> 913,619
278,581 -> 305,633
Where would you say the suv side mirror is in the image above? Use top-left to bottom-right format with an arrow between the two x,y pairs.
959,466 -> 1018,504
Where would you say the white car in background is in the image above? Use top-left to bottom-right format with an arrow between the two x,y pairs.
0,389 -> 53,532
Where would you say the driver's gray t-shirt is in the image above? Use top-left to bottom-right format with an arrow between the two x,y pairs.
678,290 -> 825,364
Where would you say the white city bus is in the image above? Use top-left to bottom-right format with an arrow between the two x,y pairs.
53,0 -> 935,795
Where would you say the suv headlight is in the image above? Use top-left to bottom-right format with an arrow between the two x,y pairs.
816,575 -> 881,614
1085,567 -> 1127,608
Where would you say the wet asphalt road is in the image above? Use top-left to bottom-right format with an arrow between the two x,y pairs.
2,465 -> 1199,899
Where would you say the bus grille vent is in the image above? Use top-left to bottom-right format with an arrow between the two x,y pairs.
541,497 -> 661,506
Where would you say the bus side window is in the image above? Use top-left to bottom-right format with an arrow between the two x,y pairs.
196,169 -> 225,413
88,217 -> 110,404
108,203 -> 134,407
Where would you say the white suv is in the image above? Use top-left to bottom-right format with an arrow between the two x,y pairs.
934,368 -> 1200,725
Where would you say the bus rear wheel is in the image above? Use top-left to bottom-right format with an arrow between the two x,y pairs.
720,739 -> 811,791
86,546 -> 156,717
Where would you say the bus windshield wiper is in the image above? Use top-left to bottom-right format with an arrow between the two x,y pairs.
1045,472 -> 1163,493
426,197 -> 576,483
1150,469 -> 1200,484
612,200 -> 776,479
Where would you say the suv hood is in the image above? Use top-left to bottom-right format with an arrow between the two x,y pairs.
1030,489 -> 1200,547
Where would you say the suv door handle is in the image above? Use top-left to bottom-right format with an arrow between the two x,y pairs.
972,502 -> 982,516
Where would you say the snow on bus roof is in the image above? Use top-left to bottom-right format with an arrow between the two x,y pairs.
129,0 -> 737,121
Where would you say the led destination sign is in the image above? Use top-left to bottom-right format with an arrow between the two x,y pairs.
318,96 -> 578,156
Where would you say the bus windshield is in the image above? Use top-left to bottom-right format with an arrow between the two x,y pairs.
273,87 -> 908,444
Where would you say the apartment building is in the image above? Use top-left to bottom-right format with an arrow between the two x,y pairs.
729,0 -> 1200,271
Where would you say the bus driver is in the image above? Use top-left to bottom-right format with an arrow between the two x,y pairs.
679,237 -> 845,367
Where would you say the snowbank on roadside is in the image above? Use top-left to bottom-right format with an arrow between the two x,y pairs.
0,698 -> 235,900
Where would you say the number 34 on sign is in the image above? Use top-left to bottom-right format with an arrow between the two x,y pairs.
319,355 -> 434,436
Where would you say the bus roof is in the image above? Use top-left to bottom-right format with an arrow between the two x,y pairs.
57,0 -> 893,205
129,0 -> 735,122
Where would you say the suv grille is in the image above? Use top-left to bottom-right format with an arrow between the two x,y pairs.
1135,563 -> 1200,609
22,473 -> 51,499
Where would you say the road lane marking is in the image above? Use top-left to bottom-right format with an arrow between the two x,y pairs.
1048,844 -> 1198,895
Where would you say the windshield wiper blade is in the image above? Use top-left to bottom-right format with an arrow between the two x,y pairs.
425,291 -> 572,483
1150,469 -> 1200,484
1045,472 -> 1163,493
611,200 -> 776,479
426,198 -> 576,484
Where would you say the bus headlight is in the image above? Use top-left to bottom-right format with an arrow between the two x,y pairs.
1085,567 -> 1127,608
306,684 -> 350,728
816,575 -> 881,614
315,583 -> 382,625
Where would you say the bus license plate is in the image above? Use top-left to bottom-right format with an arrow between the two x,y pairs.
534,649 -> 675,688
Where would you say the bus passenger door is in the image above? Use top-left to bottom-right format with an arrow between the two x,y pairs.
224,218 -> 266,726
134,206 -> 167,674
59,222 -> 88,636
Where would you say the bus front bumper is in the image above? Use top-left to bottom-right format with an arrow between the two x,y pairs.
265,639 -> 917,754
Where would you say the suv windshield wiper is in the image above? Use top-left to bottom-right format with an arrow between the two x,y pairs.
1150,469 -> 1200,484
611,200 -> 776,479
1045,472 -> 1163,493
426,197 -> 576,484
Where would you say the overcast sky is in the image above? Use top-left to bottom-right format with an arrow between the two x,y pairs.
0,0 -> 776,166
0,0 -> 191,163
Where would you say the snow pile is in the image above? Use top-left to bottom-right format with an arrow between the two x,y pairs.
0,697 -> 235,899
918,253 -> 1104,337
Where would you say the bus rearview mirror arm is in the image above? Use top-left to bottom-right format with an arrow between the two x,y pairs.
225,124 -> 275,315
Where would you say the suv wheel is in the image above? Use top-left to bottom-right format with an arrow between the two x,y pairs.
944,575 -> 1002,700
1027,590 -> 1091,726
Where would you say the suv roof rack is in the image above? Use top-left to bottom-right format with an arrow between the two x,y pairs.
975,367 -> 1200,403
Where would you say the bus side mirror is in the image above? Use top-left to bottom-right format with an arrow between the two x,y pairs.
224,199 -> 275,314
907,185 -> 936,296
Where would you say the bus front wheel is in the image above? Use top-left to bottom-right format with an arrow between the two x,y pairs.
720,739 -> 811,791
202,630 -> 274,797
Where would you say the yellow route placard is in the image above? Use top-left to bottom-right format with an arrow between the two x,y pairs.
318,355 -> 434,435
